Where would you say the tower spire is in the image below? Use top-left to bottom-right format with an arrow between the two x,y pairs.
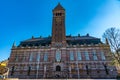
53,3 -> 65,11
52,3 -> 66,47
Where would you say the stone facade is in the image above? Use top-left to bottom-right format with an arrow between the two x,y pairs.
8,3 -> 117,79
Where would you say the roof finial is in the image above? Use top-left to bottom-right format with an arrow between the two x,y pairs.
12,41 -> 16,48
32,36 -> 34,39
78,34 -> 80,37
86,33 -> 89,37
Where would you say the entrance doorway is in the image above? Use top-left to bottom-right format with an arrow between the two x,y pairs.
56,65 -> 61,71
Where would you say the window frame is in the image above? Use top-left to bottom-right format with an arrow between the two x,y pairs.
85,51 -> 90,60
77,51 -> 82,60
70,51 -> 74,61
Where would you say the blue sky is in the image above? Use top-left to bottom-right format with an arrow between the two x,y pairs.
0,0 -> 120,61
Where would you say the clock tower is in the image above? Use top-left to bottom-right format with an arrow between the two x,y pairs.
51,3 -> 66,47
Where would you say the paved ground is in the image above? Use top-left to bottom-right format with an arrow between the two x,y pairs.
19,79 -> 117,80
2,79 -> 117,80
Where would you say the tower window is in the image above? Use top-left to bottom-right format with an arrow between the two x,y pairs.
56,13 -> 62,16
56,13 -> 57,16
59,13 -> 62,16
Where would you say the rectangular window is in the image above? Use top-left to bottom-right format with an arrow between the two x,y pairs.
37,53 -> 40,61
44,52 -> 48,61
23,55 -> 25,61
85,51 -> 89,60
22,54 -> 26,61
93,50 -> 98,60
77,51 -> 82,60
101,51 -> 106,60
15,54 -> 18,61
29,53 -> 33,61
70,51 -> 74,60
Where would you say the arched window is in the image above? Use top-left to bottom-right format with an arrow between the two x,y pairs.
56,65 -> 61,71
56,49 -> 61,62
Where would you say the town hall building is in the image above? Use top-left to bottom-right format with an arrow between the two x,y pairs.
8,3 -> 117,79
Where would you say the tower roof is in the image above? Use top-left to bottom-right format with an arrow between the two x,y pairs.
53,3 -> 65,11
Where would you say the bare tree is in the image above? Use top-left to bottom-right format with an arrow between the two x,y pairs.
103,27 -> 120,64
